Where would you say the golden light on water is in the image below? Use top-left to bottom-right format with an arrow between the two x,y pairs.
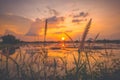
62,44 -> 65,47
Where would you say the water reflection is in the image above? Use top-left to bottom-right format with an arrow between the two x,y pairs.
0,43 -> 120,79
1,47 -> 19,55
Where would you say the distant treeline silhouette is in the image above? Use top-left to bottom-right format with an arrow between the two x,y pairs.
22,40 -> 120,44
0,34 -> 120,44
93,39 -> 120,44
1,35 -> 21,44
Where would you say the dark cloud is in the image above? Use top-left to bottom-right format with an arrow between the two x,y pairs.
73,12 -> 89,18
47,16 -> 57,22
72,19 -> 83,23
72,11 -> 89,23
47,16 -> 64,23
80,12 -> 88,17
46,6 -> 59,16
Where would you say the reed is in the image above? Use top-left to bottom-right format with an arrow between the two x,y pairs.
90,33 -> 100,48
44,19 -> 48,47
78,19 -> 93,80
64,32 -> 76,48
78,18 -> 92,51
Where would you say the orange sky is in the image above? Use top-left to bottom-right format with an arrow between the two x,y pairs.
0,0 -> 120,41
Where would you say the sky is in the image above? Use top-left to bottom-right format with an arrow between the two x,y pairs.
0,0 -> 120,41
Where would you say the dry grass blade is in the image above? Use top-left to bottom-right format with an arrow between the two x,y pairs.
79,19 -> 92,51
85,51 -> 92,76
91,33 -> 100,47
64,32 -> 76,48
44,19 -> 48,46
94,33 -> 100,41
77,18 -> 93,80
2,54 -> 20,79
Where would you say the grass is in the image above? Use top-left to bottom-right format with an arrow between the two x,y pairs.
0,19 -> 120,80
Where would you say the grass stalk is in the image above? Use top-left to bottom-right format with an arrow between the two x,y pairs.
78,19 -> 92,51
64,32 -> 76,48
44,19 -> 48,47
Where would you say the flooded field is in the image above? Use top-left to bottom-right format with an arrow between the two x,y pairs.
0,43 -> 120,80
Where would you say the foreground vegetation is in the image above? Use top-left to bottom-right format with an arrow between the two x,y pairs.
0,43 -> 120,80
0,19 -> 120,80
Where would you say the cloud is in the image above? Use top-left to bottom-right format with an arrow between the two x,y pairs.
72,19 -> 83,23
4,29 -> 17,35
54,32 -> 63,34
71,12 -> 89,23
46,6 -> 59,16
26,16 -> 65,36
54,30 -> 72,34
3,29 -> 40,42
3,29 -> 27,41
0,14 -> 32,34
36,8 -> 41,13
25,32 -> 40,36
26,18 -> 43,36
47,16 -> 64,23
73,12 -> 89,18
72,8 -> 80,11
47,16 -> 58,22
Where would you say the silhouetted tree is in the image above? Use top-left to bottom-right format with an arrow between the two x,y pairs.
1,35 -> 20,44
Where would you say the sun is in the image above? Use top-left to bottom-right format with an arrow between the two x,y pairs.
61,37 -> 65,40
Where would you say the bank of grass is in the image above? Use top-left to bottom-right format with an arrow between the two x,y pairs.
0,19 -> 120,80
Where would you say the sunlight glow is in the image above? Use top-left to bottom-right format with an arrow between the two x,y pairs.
62,44 -> 64,47
61,37 -> 65,40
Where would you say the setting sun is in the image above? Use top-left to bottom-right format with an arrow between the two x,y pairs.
61,37 -> 65,40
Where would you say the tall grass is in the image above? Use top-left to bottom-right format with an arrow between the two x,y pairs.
64,32 -> 76,48
44,19 -> 48,47
0,18 -> 120,80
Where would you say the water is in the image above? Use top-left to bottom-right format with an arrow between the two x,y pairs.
0,43 -> 120,76
1,43 -> 120,63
